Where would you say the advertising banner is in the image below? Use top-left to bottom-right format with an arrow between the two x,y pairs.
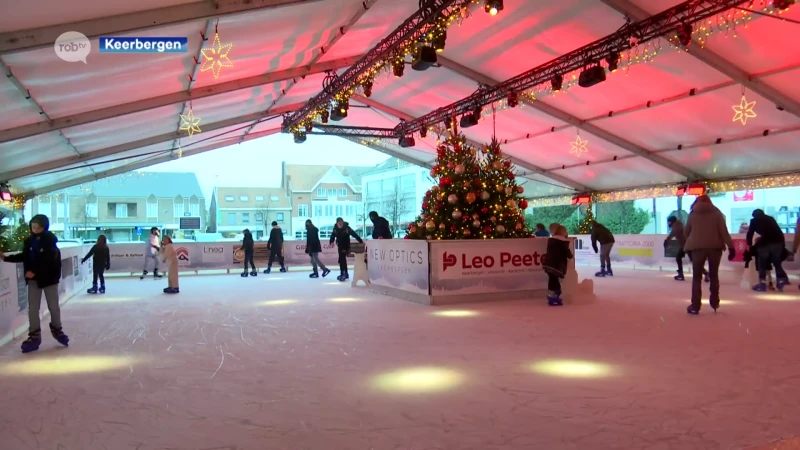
429,239 -> 549,296
0,260 -> 18,339
366,240 -> 429,295
285,240 -> 339,265
199,244 -> 228,265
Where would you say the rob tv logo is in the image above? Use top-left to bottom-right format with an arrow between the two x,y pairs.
442,251 -> 544,272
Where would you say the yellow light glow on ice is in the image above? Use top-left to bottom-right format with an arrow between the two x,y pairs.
372,367 -> 464,393
0,355 -> 139,376
530,359 -> 615,379
756,293 -> 800,302
431,310 -> 478,317
259,299 -> 298,306
328,297 -> 360,303
72,296 -> 140,305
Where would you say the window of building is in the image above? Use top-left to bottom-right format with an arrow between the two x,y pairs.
146,195 -> 157,218
242,213 -> 250,224
276,213 -> 284,222
38,197 -> 51,216
317,188 -> 326,197
255,212 -> 263,222
339,188 -> 347,197
327,188 -> 337,197
336,205 -> 343,217
240,195 -> 249,202
228,213 -> 236,224
174,201 -> 184,218
190,203 -> 199,217
314,205 -> 323,217
325,204 -> 333,216
116,203 -> 128,218
346,205 -> 354,216
225,195 -> 235,202
297,204 -> 308,217
86,201 -> 98,219
56,202 -> 65,220
271,195 -> 279,202
255,195 -> 265,202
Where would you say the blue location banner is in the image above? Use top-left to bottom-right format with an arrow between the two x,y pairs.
98,37 -> 188,53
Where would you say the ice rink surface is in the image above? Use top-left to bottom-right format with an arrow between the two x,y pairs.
1,268 -> 799,450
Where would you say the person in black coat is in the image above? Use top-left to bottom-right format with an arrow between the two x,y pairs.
264,221 -> 286,274
239,229 -> 257,277
542,225 -> 573,306
329,217 -> 363,282
82,234 -> 111,293
369,211 -> 392,239
746,209 -> 789,290
305,220 -> 330,278
0,214 -> 69,353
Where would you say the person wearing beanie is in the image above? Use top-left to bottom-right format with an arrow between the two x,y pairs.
0,214 -> 69,353
239,229 -> 257,277
329,217 -> 363,282
264,221 -> 286,274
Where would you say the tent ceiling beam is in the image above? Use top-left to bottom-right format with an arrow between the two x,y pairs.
338,137 -> 435,169
352,95 -> 588,192
1,103 -> 303,182
282,0 -> 473,131
0,55 -> 362,144
601,0 -> 800,120
0,0 -> 322,54
22,128 -> 282,197
310,125 -> 398,138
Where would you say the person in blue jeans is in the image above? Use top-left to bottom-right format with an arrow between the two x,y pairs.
746,209 -> 789,291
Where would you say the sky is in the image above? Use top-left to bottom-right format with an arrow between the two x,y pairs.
143,133 -> 391,199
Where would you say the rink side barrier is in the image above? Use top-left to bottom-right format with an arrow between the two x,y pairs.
0,244 -> 94,349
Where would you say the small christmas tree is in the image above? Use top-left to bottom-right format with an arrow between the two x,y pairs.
407,134 -> 530,240
577,202 -> 594,234
8,217 -> 29,252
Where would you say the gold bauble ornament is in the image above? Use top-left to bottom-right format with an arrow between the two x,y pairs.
515,223 -> 523,231
490,216 -> 497,223
452,210 -> 462,220
472,213 -> 480,220
496,225 -> 506,234
439,223 -> 445,230
517,186 -> 524,194
463,229 -> 471,237
472,219 -> 481,228
454,164 -> 465,175
425,220 -> 435,231
480,191 -> 491,201
465,192 -> 476,204
507,199 -> 517,208
495,184 -> 504,193
492,160 -> 503,170
447,194 -> 458,204
504,186 -> 513,195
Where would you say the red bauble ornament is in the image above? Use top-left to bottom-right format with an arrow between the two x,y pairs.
504,160 -> 511,168
440,177 -> 452,186
450,225 -> 457,233
492,145 -> 502,155
404,235 -> 410,239
473,166 -> 480,174
507,172 -> 515,180
446,162 -> 455,169
481,206 -> 489,214
454,142 -> 461,151
519,199 -> 528,209
483,226 -> 493,235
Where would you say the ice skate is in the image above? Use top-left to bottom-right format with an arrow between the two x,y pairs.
322,268 -> 331,278
605,269 -> 614,277
99,286 -> 105,294
241,271 -> 249,277
279,267 -> 287,273
547,292 -> 563,306
343,270 -> 350,280
140,270 -> 148,280
686,304 -> 700,315
87,285 -> 98,294
50,324 -> 69,347
674,272 -> 685,281
309,272 -> 319,279
594,269 -> 606,277
250,271 -> 257,277
777,278 -> 789,292
709,298 -> 720,312
752,281 -> 767,292
264,267 -> 271,274
153,269 -> 163,279
20,331 -> 41,353
704,274 -> 710,283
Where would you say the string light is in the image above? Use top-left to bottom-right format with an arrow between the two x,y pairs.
179,109 -> 202,137
200,33 -> 234,79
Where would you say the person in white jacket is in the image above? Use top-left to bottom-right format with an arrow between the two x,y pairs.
160,235 -> 180,294
140,227 -> 164,280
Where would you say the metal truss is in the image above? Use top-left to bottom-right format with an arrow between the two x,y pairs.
396,0 -> 754,136
282,0 -> 473,131
310,124 -> 398,138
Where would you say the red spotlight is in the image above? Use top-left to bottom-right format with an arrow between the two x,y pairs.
571,193 -> 591,205
686,183 -> 706,196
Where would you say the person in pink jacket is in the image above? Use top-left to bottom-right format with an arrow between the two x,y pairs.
159,236 -> 180,294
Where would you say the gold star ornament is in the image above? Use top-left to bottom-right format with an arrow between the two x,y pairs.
200,33 -> 233,79
732,95 -> 756,125
179,109 -> 202,137
570,135 -> 589,157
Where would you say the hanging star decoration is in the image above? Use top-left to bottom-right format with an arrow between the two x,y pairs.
200,33 -> 233,79
179,109 -> 202,137
570,135 -> 589,157
732,95 -> 757,125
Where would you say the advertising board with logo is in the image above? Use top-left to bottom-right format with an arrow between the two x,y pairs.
0,261 -> 18,340
366,240 -> 429,295
429,239 -> 549,295
175,247 -> 191,266
286,241 -> 339,265
201,245 -> 227,264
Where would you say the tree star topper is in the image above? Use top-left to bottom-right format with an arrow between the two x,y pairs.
570,135 -> 589,157
200,33 -> 233,79
732,95 -> 756,125
179,109 -> 202,137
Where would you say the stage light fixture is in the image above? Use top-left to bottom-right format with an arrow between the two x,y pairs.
412,45 -> 437,71
606,52 -> 620,72
444,117 -> 453,129
304,122 -> 313,133
459,112 -> 479,128
420,127 -> 427,138
393,59 -> 405,78
433,31 -> 446,53
0,183 -> 10,202
507,91 -> 518,108
578,64 -> 607,88
320,109 -> 329,124
339,98 -> 349,113
551,74 -> 563,92
484,0 -> 503,15
677,22 -> 692,46
293,130 -> 307,143
774,0 -> 793,10
363,79 -> 373,97
399,135 -> 416,148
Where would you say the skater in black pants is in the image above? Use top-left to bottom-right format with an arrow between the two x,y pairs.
591,221 -> 615,277
305,220 -> 330,278
239,229 -> 257,277
329,217 -> 363,282
82,234 -> 111,293
543,225 -> 573,306
664,216 -> 707,281
0,214 -> 69,353
746,209 -> 789,291
264,221 -> 286,274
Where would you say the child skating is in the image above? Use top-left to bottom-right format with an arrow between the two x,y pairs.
543,225 -> 573,306
82,234 -> 111,294
160,236 -> 180,294
0,215 -> 69,353
141,227 -> 163,280
239,229 -> 257,277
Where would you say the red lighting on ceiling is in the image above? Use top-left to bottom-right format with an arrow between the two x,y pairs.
686,183 -> 707,196
0,191 -> 11,202
571,193 -> 591,205
675,185 -> 687,196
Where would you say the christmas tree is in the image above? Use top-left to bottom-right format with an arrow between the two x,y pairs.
407,134 -> 530,240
